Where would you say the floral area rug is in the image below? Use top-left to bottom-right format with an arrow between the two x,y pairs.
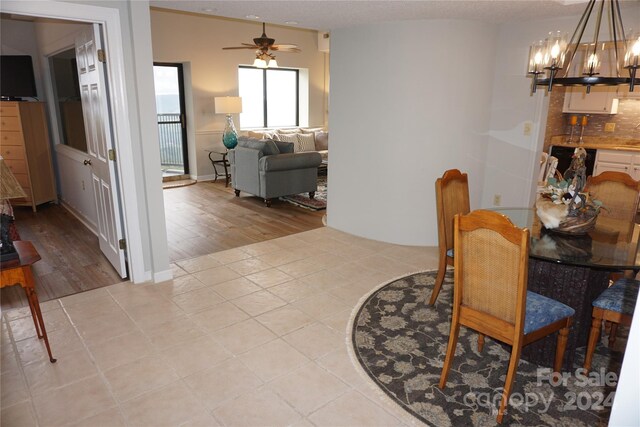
350,271 -> 620,426
280,176 -> 326,211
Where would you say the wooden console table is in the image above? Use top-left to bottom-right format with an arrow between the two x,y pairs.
1,241 -> 56,363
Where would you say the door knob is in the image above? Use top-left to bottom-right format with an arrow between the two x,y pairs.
83,159 -> 92,166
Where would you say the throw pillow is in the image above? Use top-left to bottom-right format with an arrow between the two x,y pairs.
314,131 -> 329,151
260,139 -> 280,156
300,127 -> 324,134
273,140 -> 294,154
276,128 -> 301,134
274,133 -> 301,151
247,131 -> 266,139
237,137 -> 279,156
296,133 -> 316,152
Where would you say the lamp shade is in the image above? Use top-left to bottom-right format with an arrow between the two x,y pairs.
0,156 -> 26,200
214,97 -> 242,114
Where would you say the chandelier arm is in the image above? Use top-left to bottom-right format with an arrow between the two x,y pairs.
587,0 -> 605,76
612,0 -> 627,77
564,0 -> 596,78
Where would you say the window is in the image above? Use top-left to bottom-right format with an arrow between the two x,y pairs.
238,66 -> 299,128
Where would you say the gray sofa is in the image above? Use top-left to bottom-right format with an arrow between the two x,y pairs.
228,137 -> 322,207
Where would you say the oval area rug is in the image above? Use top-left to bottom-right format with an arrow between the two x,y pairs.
349,271 -> 615,426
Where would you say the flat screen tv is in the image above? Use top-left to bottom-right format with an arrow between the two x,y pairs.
1,55 -> 38,100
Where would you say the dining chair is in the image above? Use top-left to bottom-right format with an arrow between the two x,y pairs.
583,278 -> 639,373
439,210 -> 574,423
428,169 -> 470,306
585,171 -> 640,224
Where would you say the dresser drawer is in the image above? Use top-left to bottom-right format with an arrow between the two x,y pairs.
12,173 -> 31,190
0,145 -> 25,160
0,131 -> 24,146
0,104 -> 19,117
4,159 -> 28,175
0,117 -> 21,132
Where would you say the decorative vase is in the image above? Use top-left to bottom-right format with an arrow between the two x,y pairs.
222,114 -> 238,149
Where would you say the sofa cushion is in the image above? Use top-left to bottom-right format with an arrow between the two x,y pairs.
237,137 -> 280,156
297,133 -> 316,152
314,131 -> 328,151
274,133 -> 301,151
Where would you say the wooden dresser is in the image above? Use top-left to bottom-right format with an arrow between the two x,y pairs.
0,102 -> 56,211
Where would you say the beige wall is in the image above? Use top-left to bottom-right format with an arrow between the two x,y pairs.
150,9 -> 329,178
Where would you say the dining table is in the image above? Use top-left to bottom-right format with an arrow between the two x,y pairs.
495,208 -> 639,370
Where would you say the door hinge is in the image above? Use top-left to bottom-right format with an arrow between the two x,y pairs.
119,239 -> 126,250
97,49 -> 106,63
108,149 -> 116,161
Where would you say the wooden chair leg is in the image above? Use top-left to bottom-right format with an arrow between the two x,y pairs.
439,321 -> 460,389
234,189 -> 240,197
497,343 -> 523,424
429,254 -> 448,305
584,313 -> 603,373
608,323 -> 618,348
477,334 -> 485,353
264,198 -> 272,207
554,326 -> 570,372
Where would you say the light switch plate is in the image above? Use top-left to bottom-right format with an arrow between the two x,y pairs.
604,123 -> 615,132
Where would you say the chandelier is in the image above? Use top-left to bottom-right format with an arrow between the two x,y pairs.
528,0 -> 639,94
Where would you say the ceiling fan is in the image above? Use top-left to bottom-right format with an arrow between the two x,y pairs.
222,22 -> 301,68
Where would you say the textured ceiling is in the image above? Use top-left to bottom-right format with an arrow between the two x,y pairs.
146,0 -> 622,31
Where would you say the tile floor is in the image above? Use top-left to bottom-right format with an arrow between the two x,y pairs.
1,227 -> 440,427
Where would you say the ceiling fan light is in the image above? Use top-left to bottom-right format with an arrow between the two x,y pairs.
268,59 -> 278,68
253,58 -> 268,68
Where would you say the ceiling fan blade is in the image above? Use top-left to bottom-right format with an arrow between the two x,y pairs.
272,44 -> 299,50
271,46 -> 301,53
222,46 -> 258,50
241,43 -> 258,47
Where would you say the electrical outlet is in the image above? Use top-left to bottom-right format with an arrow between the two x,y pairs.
604,122 -> 616,132
493,194 -> 501,206
523,121 -> 533,136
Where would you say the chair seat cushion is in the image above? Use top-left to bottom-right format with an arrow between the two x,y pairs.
446,249 -> 453,258
593,278 -> 640,315
524,291 -> 574,334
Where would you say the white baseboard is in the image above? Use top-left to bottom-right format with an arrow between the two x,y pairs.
59,200 -> 98,236
153,269 -> 173,283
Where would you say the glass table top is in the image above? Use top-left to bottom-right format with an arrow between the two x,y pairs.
493,208 -> 639,270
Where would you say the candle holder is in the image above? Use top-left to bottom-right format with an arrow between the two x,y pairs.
567,115 -> 577,144
579,115 -> 588,144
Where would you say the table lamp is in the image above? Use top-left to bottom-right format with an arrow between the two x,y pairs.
0,156 -> 27,262
214,96 -> 243,149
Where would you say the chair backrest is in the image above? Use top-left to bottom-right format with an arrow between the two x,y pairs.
454,210 -> 529,326
586,171 -> 640,223
436,169 -> 470,252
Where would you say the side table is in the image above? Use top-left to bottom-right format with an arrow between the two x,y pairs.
205,148 -> 231,187
1,241 -> 56,363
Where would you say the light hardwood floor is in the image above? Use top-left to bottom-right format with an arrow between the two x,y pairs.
1,179 -> 323,310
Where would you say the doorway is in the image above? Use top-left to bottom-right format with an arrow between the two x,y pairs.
153,63 -> 189,180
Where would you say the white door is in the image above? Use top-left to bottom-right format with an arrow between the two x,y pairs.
76,24 -> 127,278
